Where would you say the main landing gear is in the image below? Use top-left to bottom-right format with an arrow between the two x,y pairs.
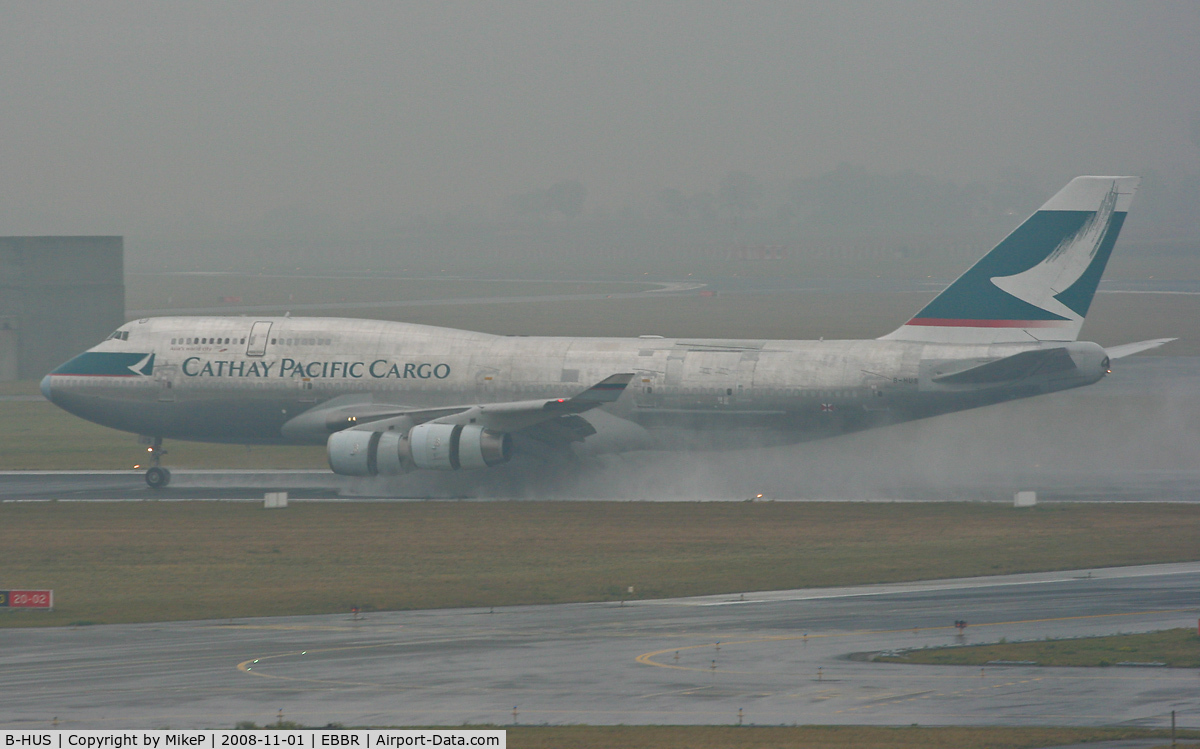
144,437 -> 171,489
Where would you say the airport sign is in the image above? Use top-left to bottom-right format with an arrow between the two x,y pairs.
0,590 -> 53,609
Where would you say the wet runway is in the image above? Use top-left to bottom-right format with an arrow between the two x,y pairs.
0,470 -> 345,501
1,467 -> 1199,503
1,562 -> 1197,729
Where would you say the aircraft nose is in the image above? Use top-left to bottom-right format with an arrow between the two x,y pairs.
40,374 -> 53,402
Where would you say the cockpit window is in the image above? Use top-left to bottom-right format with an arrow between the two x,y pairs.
106,330 -> 129,341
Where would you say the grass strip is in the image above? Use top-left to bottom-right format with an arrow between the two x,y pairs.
125,277 -> 654,314
237,725 -> 1200,749
0,399 -> 326,469
2,502 -> 1199,627
875,628 -> 1200,668
0,380 -> 41,397
501,725 -> 1199,749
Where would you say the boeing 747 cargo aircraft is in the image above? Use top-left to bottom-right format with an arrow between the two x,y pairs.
43,176 -> 1172,488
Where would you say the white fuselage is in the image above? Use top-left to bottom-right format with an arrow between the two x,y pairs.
43,316 -> 1108,451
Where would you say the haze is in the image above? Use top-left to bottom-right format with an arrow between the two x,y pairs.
2,1 -> 1198,270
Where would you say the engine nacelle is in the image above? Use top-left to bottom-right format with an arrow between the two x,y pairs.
327,423 -> 512,476
327,430 -> 382,477
408,423 -> 511,471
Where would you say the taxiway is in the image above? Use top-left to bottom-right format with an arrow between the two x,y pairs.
1,562 -> 1197,729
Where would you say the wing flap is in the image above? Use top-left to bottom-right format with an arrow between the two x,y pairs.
542,372 -> 635,411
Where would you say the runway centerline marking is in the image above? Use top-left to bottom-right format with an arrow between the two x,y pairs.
234,631 -> 581,688
834,676 -> 1045,714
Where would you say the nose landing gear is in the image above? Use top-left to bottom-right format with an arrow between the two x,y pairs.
144,438 -> 171,489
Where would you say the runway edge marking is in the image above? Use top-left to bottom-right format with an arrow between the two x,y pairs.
633,608 -> 1198,672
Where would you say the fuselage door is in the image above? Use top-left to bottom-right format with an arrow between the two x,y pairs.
475,367 -> 500,397
155,364 -> 179,402
633,369 -> 661,408
665,352 -> 685,387
736,351 -> 759,405
246,322 -> 273,357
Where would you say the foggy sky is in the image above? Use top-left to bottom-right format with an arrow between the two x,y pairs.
2,1 -> 1198,238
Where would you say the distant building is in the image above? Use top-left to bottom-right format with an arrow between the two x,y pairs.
0,236 -> 125,381
724,244 -> 787,261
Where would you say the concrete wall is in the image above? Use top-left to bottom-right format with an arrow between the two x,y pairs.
0,236 -> 125,380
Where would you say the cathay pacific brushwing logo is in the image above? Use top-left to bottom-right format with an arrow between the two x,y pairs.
989,182 -> 1119,321
50,352 -> 156,377
129,354 -> 155,376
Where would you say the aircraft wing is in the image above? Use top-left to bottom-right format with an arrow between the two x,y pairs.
1105,338 -> 1177,359
347,373 -> 636,438
280,397 -> 467,440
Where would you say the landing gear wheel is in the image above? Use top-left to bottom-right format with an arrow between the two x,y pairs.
142,436 -> 170,489
146,466 -> 171,489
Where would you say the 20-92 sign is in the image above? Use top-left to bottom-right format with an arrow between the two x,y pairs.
0,590 -> 53,609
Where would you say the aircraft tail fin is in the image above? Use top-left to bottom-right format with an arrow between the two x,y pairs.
881,176 -> 1140,344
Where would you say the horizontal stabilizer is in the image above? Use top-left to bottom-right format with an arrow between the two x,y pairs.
932,347 -> 1076,385
1105,338 -> 1177,359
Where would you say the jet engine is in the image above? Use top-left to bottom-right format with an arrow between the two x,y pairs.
327,423 -> 512,476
